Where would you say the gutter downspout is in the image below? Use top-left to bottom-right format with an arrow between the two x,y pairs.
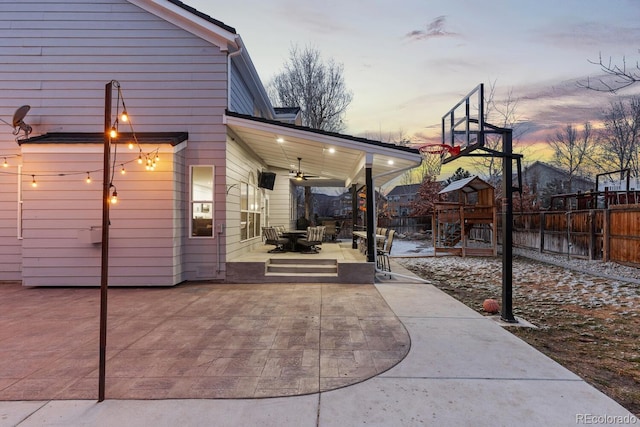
372,160 -> 429,284
222,42 -> 243,278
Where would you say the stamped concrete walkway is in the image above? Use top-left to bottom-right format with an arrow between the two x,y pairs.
0,282 -> 409,400
0,261 -> 636,426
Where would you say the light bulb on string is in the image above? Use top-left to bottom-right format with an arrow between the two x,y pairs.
137,154 -> 143,164
109,126 -> 117,139
120,109 -> 128,123
3,158 -> 7,168
120,164 -> 126,175
110,186 -> 118,204
31,175 -> 37,187
128,141 -> 134,150
86,172 -> 92,184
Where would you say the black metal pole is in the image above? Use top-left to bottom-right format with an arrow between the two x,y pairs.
501,129 -> 517,323
351,184 -> 358,249
98,81 -> 112,401
365,165 -> 375,263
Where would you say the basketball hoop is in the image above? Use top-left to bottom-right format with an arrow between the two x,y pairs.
418,144 -> 461,177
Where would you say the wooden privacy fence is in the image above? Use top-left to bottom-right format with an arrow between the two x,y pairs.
505,206 -> 640,266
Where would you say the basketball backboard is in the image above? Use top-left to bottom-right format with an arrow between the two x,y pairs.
441,83 -> 485,164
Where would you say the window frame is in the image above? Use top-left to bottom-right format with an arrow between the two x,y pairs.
189,165 -> 215,238
240,173 -> 262,241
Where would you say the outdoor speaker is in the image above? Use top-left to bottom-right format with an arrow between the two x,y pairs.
258,171 -> 276,190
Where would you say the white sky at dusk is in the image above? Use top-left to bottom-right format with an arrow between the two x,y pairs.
189,0 -> 640,165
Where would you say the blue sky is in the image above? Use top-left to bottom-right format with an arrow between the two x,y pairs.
190,0 -> 640,160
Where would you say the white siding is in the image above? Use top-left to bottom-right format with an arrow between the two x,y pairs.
229,61 -> 254,115
267,170 -> 294,228
225,136 -> 263,260
224,137 -> 294,262
0,0 -> 231,285
20,144 -> 182,286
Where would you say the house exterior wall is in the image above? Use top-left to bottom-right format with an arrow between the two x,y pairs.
0,0 -> 232,285
229,61 -> 254,115
225,136 -> 264,260
20,144 -> 183,286
0,167 -> 21,281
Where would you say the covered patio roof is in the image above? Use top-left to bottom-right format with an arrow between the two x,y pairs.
224,111 -> 423,188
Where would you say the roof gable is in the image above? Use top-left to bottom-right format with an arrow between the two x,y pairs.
387,183 -> 421,196
128,0 -> 237,50
439,176 -> 492,194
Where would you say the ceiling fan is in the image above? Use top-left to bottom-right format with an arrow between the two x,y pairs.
290,157 -> 319,181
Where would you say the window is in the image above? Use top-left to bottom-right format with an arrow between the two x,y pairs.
240,174 -> 261,241
190,166 -> 214,237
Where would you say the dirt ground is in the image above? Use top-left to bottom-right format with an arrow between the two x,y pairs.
396,254 -> 640,417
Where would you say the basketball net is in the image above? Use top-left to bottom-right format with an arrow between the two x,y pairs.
418,144 -> 461,177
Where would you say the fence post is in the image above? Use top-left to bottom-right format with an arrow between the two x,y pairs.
603,208 -> 610,262
589,210 -> 596,260
539,212 -> 545,253
566,211 -> 571,260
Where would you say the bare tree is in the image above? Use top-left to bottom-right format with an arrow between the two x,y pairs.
546,122 -> 597,192
596,97 -> 640,176
472,80 -> 529,185
578,53 -> 640,93
268,45 -> 353,132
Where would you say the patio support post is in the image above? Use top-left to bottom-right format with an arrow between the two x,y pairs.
98,81 -> 112,401
365,154 -> 375,263
351,184 -> 358,249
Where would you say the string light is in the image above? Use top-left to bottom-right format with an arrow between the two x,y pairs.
1,82 -> 164,197
109,186 -> 118,204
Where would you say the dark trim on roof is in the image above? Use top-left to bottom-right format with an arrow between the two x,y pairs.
19,132 -> 188,146
166,0 -> 236,34
225,110 -> 420,155
274,107 -> 301,115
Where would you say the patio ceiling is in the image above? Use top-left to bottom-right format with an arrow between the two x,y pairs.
224,111 -> 423,188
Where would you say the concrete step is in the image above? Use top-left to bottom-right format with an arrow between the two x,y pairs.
268,258 -> 337,265
266,258 -> 338,276
267,264 -> 338,274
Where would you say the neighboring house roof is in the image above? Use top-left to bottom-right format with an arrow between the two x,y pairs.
439,175 -> 493,194
387,183 -> 421,197
523,161 -> 594,188
19,132 -> 189,147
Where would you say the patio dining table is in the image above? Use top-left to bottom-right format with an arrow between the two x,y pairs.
280,229 -> 307,252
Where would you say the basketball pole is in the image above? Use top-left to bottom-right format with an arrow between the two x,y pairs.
501,129 -> 517,323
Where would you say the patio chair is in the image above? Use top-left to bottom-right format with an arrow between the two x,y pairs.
263,226 -> 289,253
297,226 -> 325,253
377,229 -> 395,273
